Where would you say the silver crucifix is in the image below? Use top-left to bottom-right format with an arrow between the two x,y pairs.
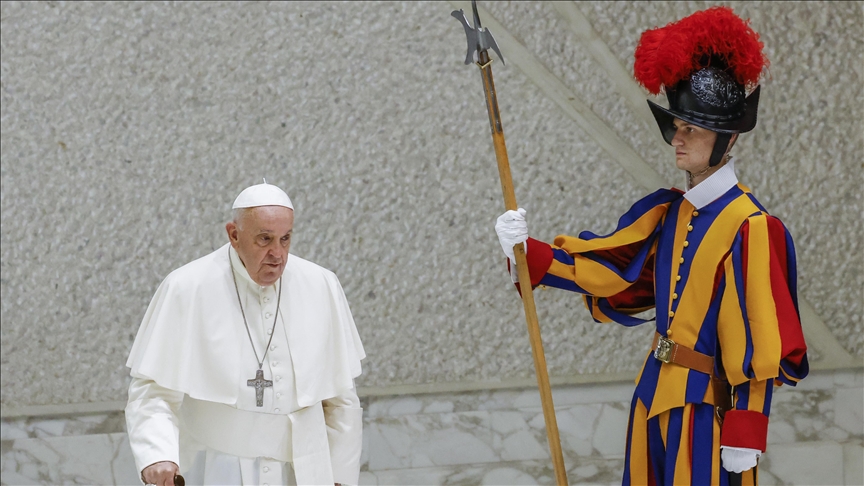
247,369 -> 273,407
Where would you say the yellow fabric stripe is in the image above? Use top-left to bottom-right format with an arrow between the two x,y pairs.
555,203 -> 669,254
629,398 -> 649,484
711,409 -> 721,485
671,195 -> 757,349
664,200 -> 692,321
547,256 -> 632,297
748,379 -> 768,413
718,255 -> 749,385
659,409 -> 669,447
648,364 -> 689,418
744,215 -> 783,381
743,466 -> 757,485
673,405 -> 692,485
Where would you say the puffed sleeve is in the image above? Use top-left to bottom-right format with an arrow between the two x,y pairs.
717,213 -> 809,451
514,188 -> 681,326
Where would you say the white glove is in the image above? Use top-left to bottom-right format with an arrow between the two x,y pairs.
495,208 -> 528,262
721,446 -> 761,473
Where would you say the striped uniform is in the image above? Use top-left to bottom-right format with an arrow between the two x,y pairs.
518,180 -> 809,485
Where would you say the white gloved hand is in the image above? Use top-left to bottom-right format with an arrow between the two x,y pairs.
495,208 -> 528,262
721,446 -> 761,473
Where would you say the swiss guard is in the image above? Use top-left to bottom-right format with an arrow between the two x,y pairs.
494,7 -> 809,485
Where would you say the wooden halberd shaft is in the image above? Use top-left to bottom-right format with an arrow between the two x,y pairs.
476,49 -> 569,486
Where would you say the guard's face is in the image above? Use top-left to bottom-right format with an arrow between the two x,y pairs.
670,118 -> 718,172
226,206 -> 294,287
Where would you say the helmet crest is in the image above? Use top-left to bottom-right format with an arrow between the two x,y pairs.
634,6 -> 768,95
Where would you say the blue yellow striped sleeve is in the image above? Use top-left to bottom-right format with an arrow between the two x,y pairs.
518,189 -> 681,326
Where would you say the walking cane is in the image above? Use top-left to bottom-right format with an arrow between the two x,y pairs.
451,2 -> 568,484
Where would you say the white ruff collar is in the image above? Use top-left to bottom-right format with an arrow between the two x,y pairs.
684,157 -> 739,209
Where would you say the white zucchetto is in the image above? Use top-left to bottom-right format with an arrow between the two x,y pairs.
232,181 -> 294,210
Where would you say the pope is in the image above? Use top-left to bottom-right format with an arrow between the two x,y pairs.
125,181 -> 365,486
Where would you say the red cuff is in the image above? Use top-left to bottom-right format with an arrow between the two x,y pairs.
721,410 -> 769,452
507,238 -> 554,287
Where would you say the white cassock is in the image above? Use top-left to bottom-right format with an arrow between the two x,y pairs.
125,243 -> 366,485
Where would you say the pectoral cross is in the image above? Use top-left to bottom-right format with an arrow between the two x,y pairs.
247,369 -> 272,407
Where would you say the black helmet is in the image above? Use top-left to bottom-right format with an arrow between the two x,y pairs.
634,7 -> 768,166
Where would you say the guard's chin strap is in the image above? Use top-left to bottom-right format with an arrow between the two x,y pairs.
710,132 -> 733,167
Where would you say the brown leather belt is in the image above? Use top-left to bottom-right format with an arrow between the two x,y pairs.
651,332 -> 715,375
650,333 -> 732,422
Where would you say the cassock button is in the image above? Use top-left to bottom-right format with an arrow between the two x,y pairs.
267,329 -> 273,335
669,311 -> 675,318
263,297 -> 270,303
263,466 -> 270,473
276,392 -> 282,398
272,361 -> 279,367
265,312 -> 272,319
276,376 -> 282,381
274,408 -> 280,413
270,345 -> 276,351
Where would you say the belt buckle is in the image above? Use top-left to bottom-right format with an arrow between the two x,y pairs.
654,336 -> 675,363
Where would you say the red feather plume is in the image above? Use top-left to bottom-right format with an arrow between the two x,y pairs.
633,6 -> 768,95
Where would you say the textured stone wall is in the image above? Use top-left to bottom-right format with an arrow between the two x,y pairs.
1,1 -> 861,409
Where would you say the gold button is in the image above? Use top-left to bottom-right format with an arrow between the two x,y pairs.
683,241 -> 689,248
693,211 -> 699,217
672,293 -> 678,300
679,257 -> 685,264
676,275 -> 681,281
669,311 -> 675,318
687,225 -> 693,232
667,329 -> 673,337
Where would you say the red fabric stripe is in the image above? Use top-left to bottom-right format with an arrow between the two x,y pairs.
523,238 -> 554,286
721,410 -> 768,451
766,217 -> 807,365
688,405 -> 695,472
740,220 -> 750,288
606,253 -> 656,310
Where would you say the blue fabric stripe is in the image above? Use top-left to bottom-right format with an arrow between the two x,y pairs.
685,369 -> 710,404
735,381 -> 751,410
578,188 -> 681,241
692,403 -> 715,486
596,298 -> 653,327
622,394 -> 640,486
635,354 -> 662,413
763,379 -> 774,416
664,407 -> 684,485
575,226 -> 659,285
695,279 -> 723,356
784,228 -> 800,313
654,199 -> 681,335
648,413 -> 666,485
730,231 -> 755,378
538,272 -> 586,293
551,247 -> 575,265
778,358 -> 809,384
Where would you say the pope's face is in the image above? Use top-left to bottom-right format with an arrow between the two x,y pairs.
226,206 -> 294,287
670,118 -> 718,172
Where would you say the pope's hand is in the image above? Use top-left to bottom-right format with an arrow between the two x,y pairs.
495,208 -> 529,262
142,461 -> 179,486
721,446 -> 761,473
